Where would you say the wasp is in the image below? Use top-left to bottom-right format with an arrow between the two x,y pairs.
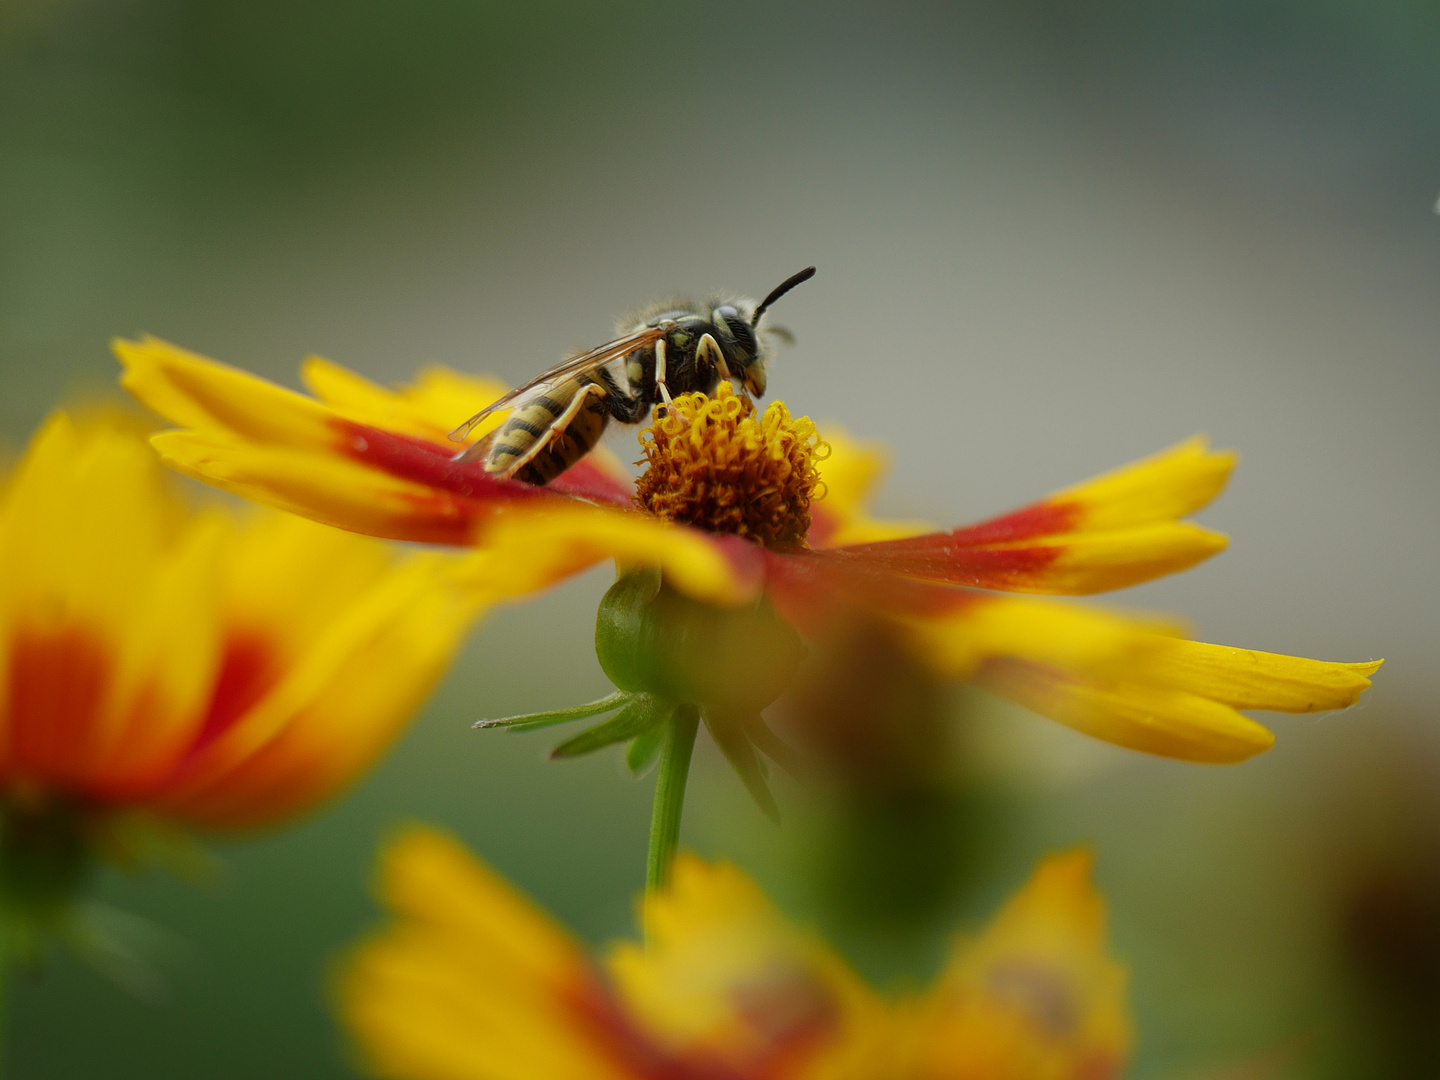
449,266 -> 816,485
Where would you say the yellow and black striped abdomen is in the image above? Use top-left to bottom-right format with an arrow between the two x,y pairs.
484,375 -> 611,486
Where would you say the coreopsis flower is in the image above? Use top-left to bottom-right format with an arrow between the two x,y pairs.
340,824 -> 1132,1080
115,337 -> 1380,774
0,412 -> 481,955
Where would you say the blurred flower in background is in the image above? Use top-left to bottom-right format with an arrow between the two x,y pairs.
0,411 -> 480,978
340,824 -> 1131,1080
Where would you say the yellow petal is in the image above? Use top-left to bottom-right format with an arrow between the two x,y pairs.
0,413 -> 170,640
150,431 -> 486,545
1021,521 -> 1230,595
300,357 -> 509,448
810,425 -> 932,547
1049,435 -> 1237,530
340,826 -> 634,1080
895,593 -> 1181,681
116,336 -> 335,448
221,511 -> 395,656
458,503 -> 766,609
977,658 -> 1276,763
1141,639 -> 1382,712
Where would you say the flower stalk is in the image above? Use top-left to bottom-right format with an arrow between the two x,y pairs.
473,569 -> 806,889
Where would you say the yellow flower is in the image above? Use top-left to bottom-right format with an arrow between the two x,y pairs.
340,825 -> 1132,1080
0,412 -> 480,932
115,338 -> 1380,765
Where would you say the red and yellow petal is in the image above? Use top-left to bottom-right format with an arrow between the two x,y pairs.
826,437 -> 1235,595
911,850 -> 1132,1080
149,430 -> 507,546
608,855 -> 880,1074
119,337 -> 631,547
300,356 -> 637,506
766,549 -> 1376,764
159,550 -> 482,829
0,414 -> 223,794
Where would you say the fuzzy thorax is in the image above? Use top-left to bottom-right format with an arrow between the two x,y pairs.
634,383 -> 828,547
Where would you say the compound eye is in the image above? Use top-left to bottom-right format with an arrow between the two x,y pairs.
723,314 -> 757,355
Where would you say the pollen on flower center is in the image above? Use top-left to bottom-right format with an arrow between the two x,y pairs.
634,383 -> 828,547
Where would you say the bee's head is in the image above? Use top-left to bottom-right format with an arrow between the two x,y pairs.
710,304 -> 766,397
711,266 -> 815,399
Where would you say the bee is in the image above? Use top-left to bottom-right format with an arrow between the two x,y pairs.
449,266 -> 816,485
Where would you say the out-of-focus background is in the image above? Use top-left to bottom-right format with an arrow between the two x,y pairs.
3,1 -> 1437,1076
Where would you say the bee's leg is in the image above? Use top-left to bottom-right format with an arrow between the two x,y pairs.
594,368 -> 650,424
497,381 -> 608,479
653,337 -> 673,407
697,334 -> 743,404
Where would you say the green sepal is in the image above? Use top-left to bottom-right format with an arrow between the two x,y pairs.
626,725 -> 666,775
550,695 -> 673,759
703,709 -> 780,823
743,714 -> 804,778
473,690 -> 632,732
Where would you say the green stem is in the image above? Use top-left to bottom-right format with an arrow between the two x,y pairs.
645,705 -> 700,896
0,925 -> 9,1079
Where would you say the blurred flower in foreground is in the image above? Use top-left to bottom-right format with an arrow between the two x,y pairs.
115,339 -> 1380,771
0,413 -> 480,964
340,824 -> 1132,1080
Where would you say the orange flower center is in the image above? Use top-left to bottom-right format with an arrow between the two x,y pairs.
634,383 -> 828,547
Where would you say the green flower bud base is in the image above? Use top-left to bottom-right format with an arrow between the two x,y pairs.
474,569 -> 806,892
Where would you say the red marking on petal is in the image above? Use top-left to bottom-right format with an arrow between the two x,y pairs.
5,624 -> 113,786
705,533 -> 770,597
188,630 -> 282,756
333,420 -> 634,544
974,655 -> 1072,697
833,499 -> 1081,559
563,971 -> 822,1080
762,549 -> 983,635
547,458 -> 635,506
803,504 -> 842,547
820,540 -> 1064,590
335,420 -> 544,503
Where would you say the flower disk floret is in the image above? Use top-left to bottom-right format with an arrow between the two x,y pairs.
635,382 -> 828,547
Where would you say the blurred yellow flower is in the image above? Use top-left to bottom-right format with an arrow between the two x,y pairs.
341,825 -> 1131,1080
115,339 -> 1380,765
0,413 -> 481,931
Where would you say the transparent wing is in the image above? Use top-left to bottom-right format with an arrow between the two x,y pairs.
448,325 -> 668,445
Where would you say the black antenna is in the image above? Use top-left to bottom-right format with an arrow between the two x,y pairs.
751,266 -> 816,327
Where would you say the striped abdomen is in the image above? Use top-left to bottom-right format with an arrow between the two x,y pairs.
483,375 -> 611,486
